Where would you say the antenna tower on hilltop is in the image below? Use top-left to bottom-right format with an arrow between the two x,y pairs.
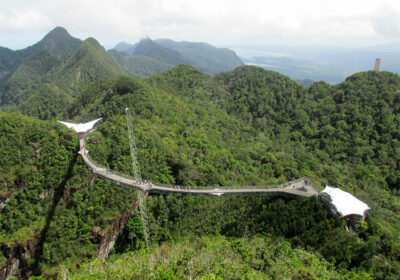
374,58 -> 381,71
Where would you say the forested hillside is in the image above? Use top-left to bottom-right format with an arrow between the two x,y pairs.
0,28 -> 121,121
0,112 -> 137,278
0,27 -> 81,89
14,35 -> 120,120
109,50 -> 173,77
0,65 -> 399,279
0,27 -> 82,106
132,38 -> 194,67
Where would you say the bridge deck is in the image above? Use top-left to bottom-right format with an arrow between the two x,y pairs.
80,139 -> 320,197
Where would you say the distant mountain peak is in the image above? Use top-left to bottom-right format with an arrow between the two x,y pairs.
39,27 -> 77,45
133,38 -> 193,66
136,37 -> 157,48
140,36 -> 152,42
33,26 -> 81,59
84,37 -> 102,48
58,36 -> 119,82
114,41 -> 133,52
45,26 -> 70,37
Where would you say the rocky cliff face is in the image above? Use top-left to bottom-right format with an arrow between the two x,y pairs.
96,198 -> 140,259
0,191 -> 139,279
0,239 -> 38,279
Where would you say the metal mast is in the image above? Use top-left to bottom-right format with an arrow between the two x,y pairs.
125,108 -> 149,247
126,108 -> 142,180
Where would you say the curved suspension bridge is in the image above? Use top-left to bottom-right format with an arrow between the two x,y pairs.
59,111 -> 330,248
59,109 -> 321,198
79,136 -> 320,197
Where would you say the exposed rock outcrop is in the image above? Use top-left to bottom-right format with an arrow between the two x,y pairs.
0,239 -> 38,279
95,197 -> 140,259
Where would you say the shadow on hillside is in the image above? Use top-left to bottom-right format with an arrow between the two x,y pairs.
29,147 -> 79,277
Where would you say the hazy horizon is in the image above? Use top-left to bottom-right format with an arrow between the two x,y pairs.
1,0 -> 400,51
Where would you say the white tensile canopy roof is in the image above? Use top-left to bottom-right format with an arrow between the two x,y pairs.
57,118 -> 102,133
322,186 -> 370,217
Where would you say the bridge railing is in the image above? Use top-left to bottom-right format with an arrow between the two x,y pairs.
166,177 -> 318,192
84,153 -> 137,180
83,148 -> 319,193
152,181 -> 284,191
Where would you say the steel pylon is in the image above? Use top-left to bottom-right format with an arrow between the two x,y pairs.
125,108 -> 149,247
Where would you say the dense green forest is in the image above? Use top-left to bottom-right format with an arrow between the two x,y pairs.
0,65 -> 399,279
0,112 -> 137,278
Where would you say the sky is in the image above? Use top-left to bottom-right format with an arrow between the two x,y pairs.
1,0 -> 400,50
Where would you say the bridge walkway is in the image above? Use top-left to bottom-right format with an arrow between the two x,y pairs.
80,139 -> 320,197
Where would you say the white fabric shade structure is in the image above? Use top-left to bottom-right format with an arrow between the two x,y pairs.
57,118 -> 102,133
322,186 -> 370,217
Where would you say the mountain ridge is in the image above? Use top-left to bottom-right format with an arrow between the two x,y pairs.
113,37 -> 244,75
155,38 -> 244,74
0,27 -> 244,110
50,37 -> 119,93
0,27 -> 82,106
132,37 -> 194,66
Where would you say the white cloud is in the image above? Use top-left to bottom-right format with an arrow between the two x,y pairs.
1,0 -> 400,49
0,2 -> 49,31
